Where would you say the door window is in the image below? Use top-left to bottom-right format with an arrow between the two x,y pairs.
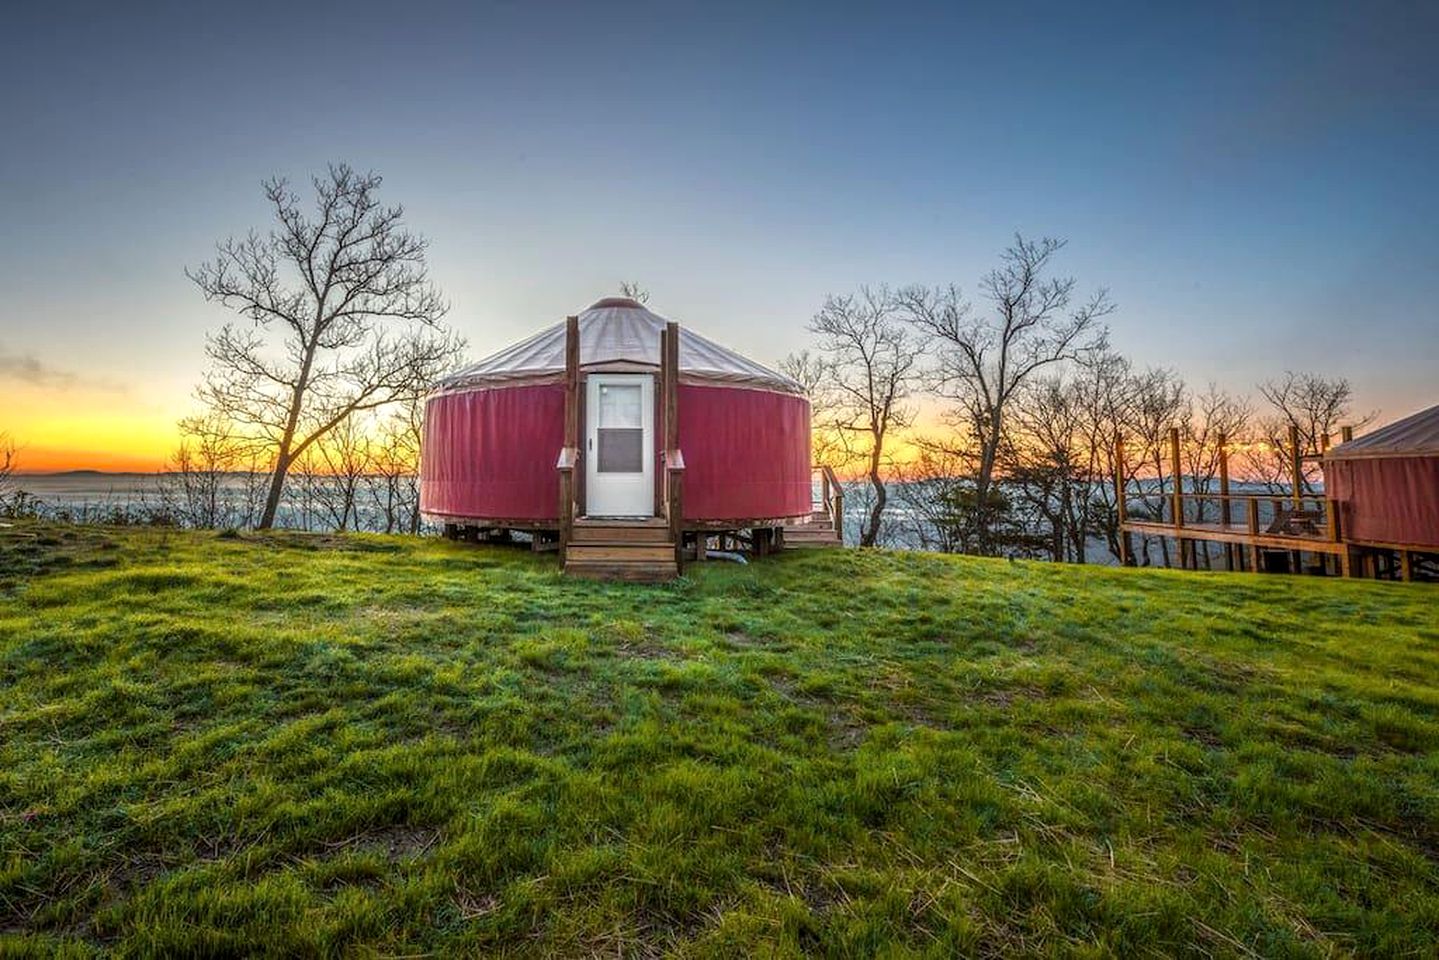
597,383 -> 643,473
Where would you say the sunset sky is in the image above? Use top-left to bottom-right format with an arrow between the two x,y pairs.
2,1 -> 1436,472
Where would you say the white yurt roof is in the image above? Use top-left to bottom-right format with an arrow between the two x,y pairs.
435,297 -> 804,396
1326,402 -> 1439,460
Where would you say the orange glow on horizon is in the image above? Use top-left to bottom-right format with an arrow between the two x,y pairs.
15,446 -> 170,474
4,384 -> 179,474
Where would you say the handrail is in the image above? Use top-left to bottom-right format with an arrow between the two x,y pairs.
817,464 -> 843,539
556,446 -> 579,554
1121,487 -> 1339,542
663,447 -> 685,571
1167,491 -> 1327,503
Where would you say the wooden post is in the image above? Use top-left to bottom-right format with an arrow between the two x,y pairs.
1288,424 -> 1303,508
670,467 -> 685,572
1113,434 -> 1131,566
558,315 -> 580,553
833,483 -> 844,539
1169,427 -> 1183,529
662,322 -> 684,571
1245,498 -> 1260,573
1399,550 -> 1414,582
564,316 -> 580,450
557,464 -> 573,554
657,326 -> 671,517
1217,432 -> 1230,526
1113,435 -> 1128,524
1217,431 -> 1232,569
664,322 -> 679,453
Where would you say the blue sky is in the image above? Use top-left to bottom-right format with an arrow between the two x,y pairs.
1,1 -> 1436,466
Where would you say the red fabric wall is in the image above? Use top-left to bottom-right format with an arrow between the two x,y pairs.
420,381 -> 812,524
1326,456 -> 1439,548
420,384 -> 566,521
678,385 -> 812,521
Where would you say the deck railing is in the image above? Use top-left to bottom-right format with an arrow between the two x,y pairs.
663,448 -> 685,571
1129,490 -> 1341,542
815,464 -> 844,539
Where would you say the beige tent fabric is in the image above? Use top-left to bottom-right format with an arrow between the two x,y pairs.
1326,403 -> 1439,460
435,297 -> 804,396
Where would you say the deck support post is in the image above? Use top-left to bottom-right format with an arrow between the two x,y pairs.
1288,424 -> 1303,508
1399,550 -> 1414,582
1113,433 -> 1131,566
557,315 -> 581,558
660,322 -> 685,573
1168,427 -> 1183,570
1168,427 -> 1183,530
1217,432 -> 1233,571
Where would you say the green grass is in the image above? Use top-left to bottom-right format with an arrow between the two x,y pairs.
1,521 -> 1437,957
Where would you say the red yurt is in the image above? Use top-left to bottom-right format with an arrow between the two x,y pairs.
1324,402 -> 1439,553
420,297 -> 820,575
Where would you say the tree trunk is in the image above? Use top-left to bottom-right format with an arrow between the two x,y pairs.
257,455 -> 291,529
973,408 -> 1004,555
862,464 -> 886,547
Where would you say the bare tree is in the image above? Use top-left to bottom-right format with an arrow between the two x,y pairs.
1246,371 -> 1371,494
365,398 -> 425,534
892,443 -> 971,553
1070,350 -> 1138,563
899,235 -> 1112,555
188,163 -> 462,529
162,414 -> 263,529
312,413 -> 369,532
779,349 -> 850,470
1007,375 -> 1095,563
1125,366 -> 1187,566
0,433 -> 17,510
806,287 -> 921,546
1178,385 -> 1250,566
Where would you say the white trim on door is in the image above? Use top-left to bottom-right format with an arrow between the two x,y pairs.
584,373 -> 654,517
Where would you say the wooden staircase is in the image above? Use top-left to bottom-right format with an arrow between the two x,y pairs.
783,511 -> 843,549
563,517 -> 679,582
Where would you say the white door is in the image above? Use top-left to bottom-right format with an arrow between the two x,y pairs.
585,374 -> 654,517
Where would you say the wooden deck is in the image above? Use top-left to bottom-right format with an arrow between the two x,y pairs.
1114,423 -> 1372,577
1121,519 -> 1346,555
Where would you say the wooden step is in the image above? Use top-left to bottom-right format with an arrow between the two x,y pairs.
783,522 -> 842,549
575,516 -> 668,527
570,523 -> 671,544
564,542 -> 676,563
788,524 -> 840,535
564,559 -> 679,582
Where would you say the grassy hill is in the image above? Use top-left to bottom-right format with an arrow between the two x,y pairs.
1,522 -> 1437,957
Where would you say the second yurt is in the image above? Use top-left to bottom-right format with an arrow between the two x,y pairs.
1324,402 -> 1439,552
